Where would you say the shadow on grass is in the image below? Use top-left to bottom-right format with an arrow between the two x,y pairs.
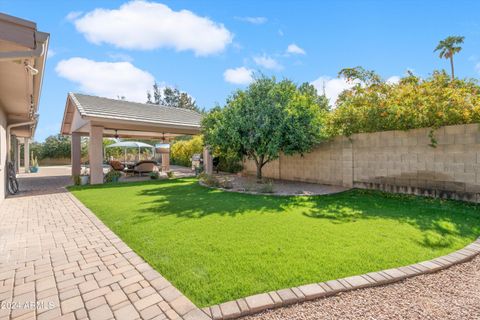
301,189 -> 480,248
70,178 -> 480,250
134,180 -> 300,220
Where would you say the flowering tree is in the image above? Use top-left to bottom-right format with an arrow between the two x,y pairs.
326,70 -> 480,141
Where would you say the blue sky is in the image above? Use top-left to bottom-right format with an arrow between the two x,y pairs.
2,0 -> 480,141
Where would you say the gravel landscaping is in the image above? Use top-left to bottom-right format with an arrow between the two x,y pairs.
245,255 -> 480,320
205,173 -> 348,196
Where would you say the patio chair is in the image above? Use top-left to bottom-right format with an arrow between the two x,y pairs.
133,160 -> 158,176
109,160 -> 125,171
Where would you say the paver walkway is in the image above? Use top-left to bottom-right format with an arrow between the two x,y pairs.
0,167 -> 210,320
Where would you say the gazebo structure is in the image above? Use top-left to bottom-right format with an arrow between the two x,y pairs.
60,93 -> 212,184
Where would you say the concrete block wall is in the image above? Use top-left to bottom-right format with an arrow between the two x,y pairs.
243,123 -> 480,202
243,136 -> 347,186
352,123 -> 480,202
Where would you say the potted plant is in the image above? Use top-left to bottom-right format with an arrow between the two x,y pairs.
79,167 -> 89,185
104,169 -> 122,183
149,171 -> 160,180
29,155 -> 39,173
72,165 -> 90,186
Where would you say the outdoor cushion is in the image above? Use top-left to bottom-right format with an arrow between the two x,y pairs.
109,160 -> 125,171
133,161 -> 158,174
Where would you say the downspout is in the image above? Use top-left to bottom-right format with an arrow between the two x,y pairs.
6,120 -> 36,162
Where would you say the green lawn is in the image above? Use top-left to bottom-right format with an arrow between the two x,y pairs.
69,178 -> 480,307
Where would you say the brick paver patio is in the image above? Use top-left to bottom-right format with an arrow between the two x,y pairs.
0,167 -> 210,320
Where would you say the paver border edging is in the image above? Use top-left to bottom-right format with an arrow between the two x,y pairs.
65,186 -> 480,320
203,236 -> 480,320
65,189 -> 212,320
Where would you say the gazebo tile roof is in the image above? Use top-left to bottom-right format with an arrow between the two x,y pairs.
69,92 -> 202,127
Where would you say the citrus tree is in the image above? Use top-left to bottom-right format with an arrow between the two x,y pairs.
202,76 -> 328,180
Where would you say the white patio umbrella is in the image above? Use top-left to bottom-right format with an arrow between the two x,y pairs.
105,141 -> 155,163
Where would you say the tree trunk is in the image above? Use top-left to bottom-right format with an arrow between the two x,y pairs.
255,155 -> 264,181
450,55 -> 455,80
256,164 -> 262,181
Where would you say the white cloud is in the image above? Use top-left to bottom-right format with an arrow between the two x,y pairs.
72,1 -> 233,56
107,52 -> 134,62
56,57 -> 155,102
65,11 -> 83,21
253,54 -> 283,70
235,16 -> 267,24
386,76 -> 401,84
311,76 -> 358,106
286,44 -> 305,55
475,62 -> 480,73
223,67 -> 254,85
47,49 -> 56,59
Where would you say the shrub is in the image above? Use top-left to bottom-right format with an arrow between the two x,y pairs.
244,181 -> 255,192
149,171 -> 160,180
219,178 -> 234,189
216,150 -> 243,173
326,70 -> 480,138
171,135 -> 203,167
258,180 -> 275,193
200,174 -> 220,187
104,170 -> 122,183
166,171 -> 175,179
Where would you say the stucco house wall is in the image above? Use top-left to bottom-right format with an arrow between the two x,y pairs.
0,106 -> 7,203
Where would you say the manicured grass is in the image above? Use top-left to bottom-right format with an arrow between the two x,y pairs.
69,179 -> 480,307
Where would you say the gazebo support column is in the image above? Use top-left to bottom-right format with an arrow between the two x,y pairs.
161,153 -> 170,172
24,137 -> 30,173
15,138 -> 20,173
71,132 -> 81,177
89,126 -> 104,184
203,147 -> 213,174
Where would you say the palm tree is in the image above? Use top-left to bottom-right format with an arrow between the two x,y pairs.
434,36 -> 465,80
